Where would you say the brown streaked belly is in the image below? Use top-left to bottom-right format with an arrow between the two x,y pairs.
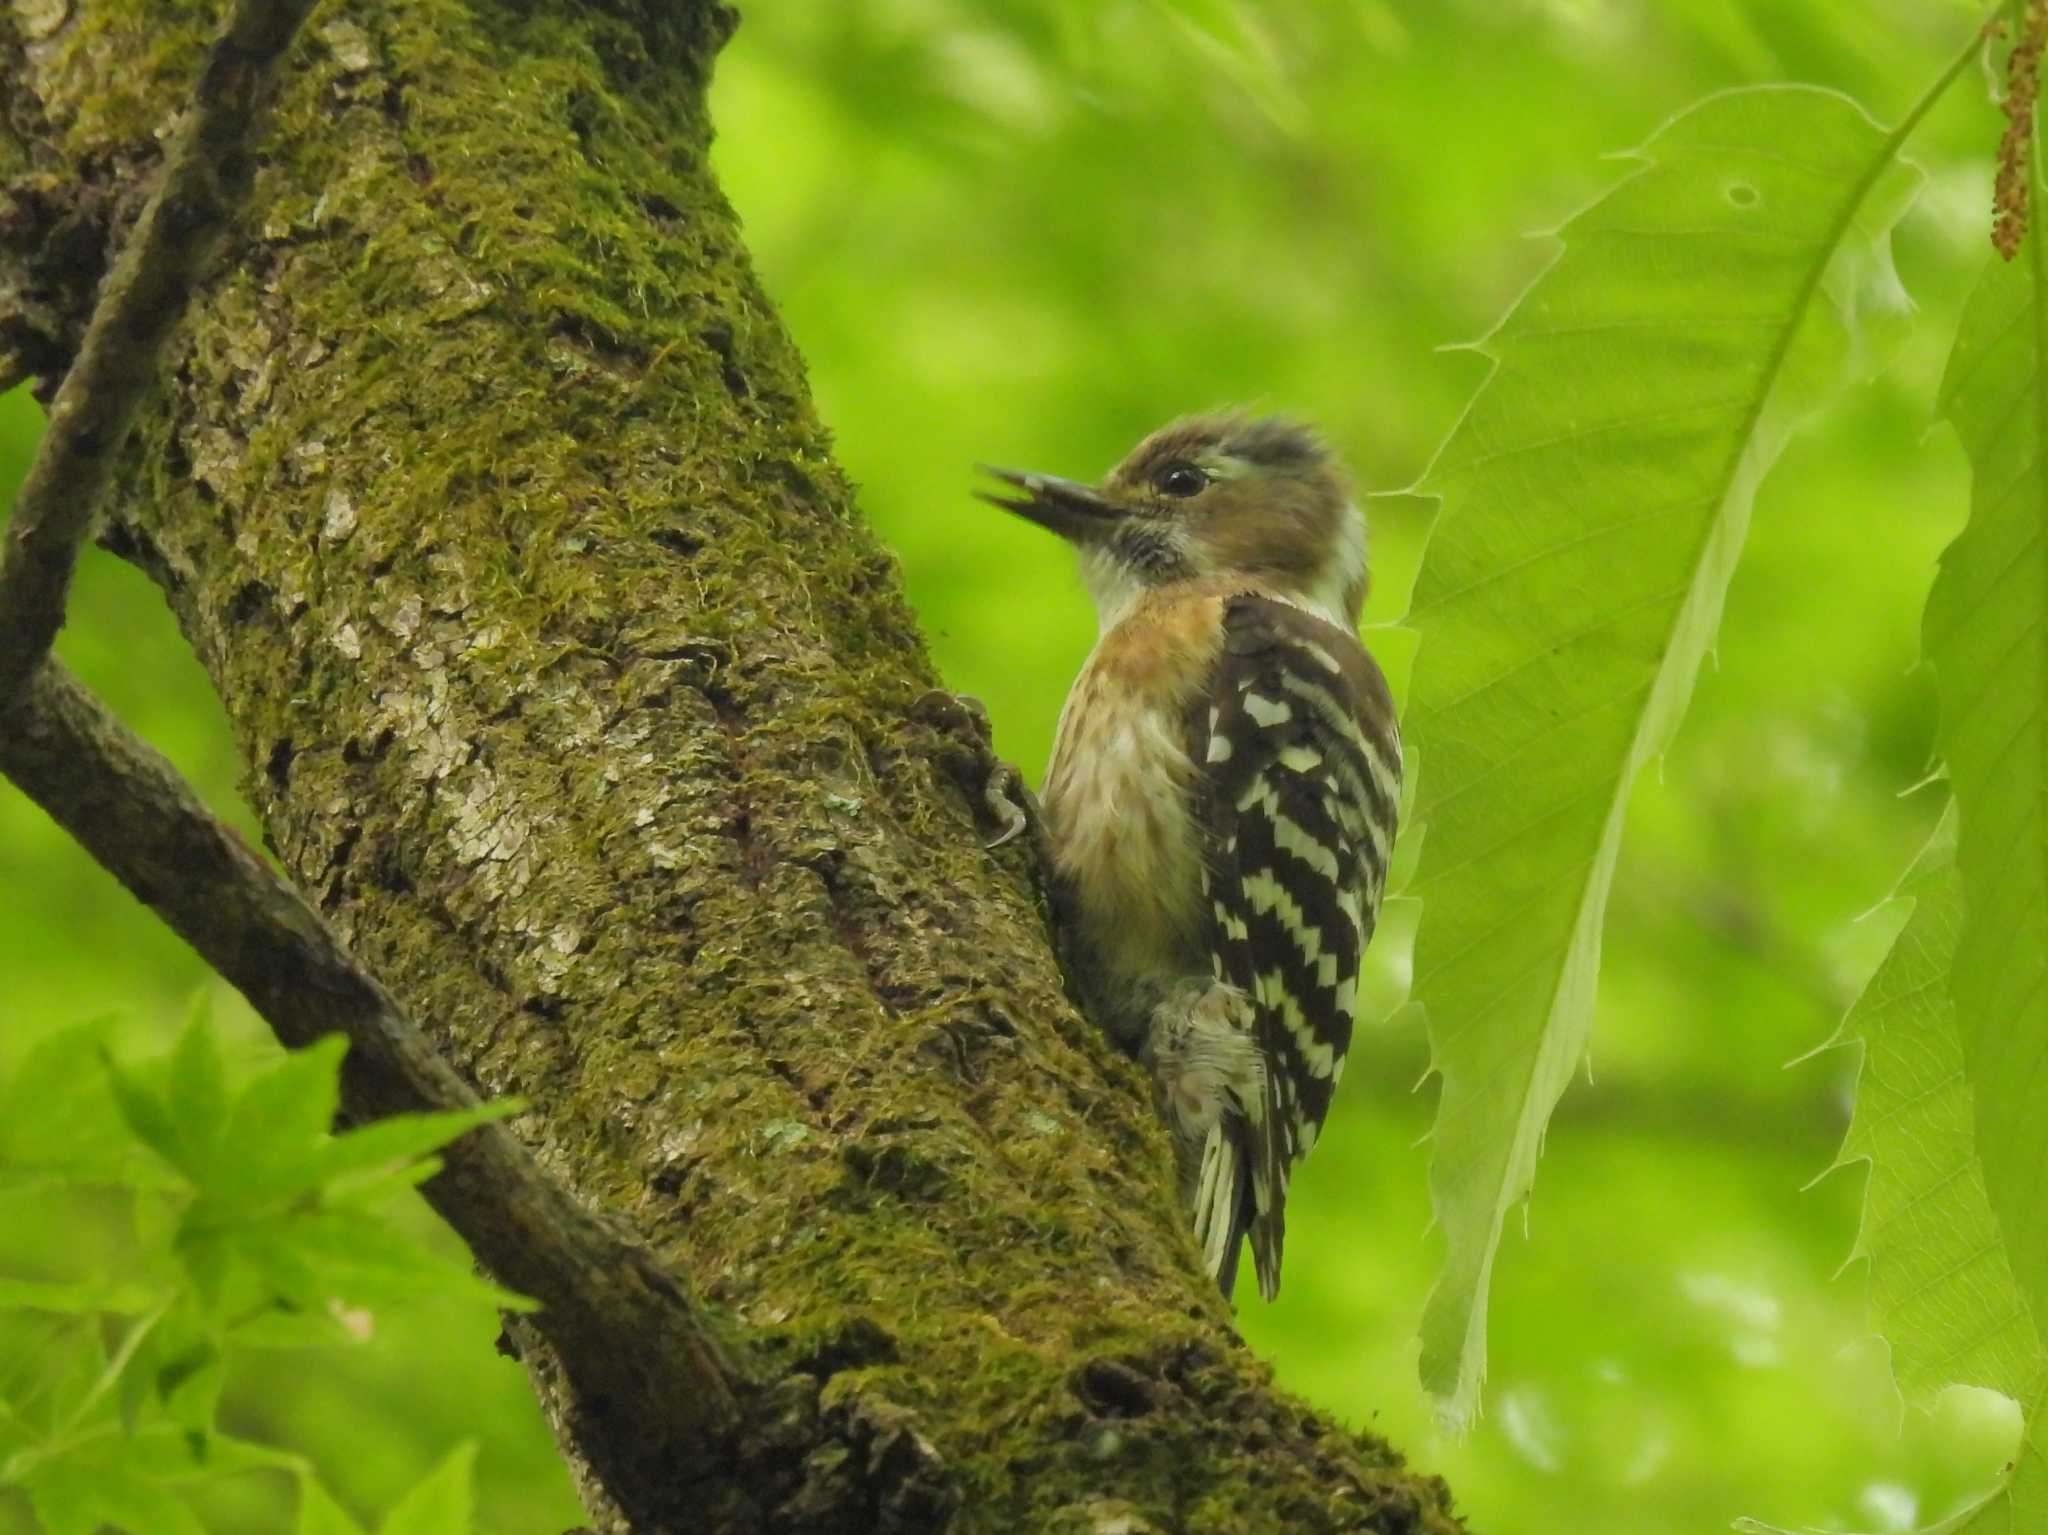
1042,595 -> 1226,985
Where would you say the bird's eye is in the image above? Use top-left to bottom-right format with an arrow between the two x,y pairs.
1154,462 -> 1209,498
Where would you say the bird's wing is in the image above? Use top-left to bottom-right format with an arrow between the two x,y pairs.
1197,593 -> 1400,1299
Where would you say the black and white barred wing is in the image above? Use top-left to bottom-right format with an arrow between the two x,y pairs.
1199,594 -> 1401,1299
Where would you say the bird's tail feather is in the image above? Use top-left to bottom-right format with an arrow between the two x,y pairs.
1246,1074 -> 1288,1300
1193,1121 -> 1261,1300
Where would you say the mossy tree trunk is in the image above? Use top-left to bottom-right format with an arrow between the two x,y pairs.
0,2 -> 1465,1531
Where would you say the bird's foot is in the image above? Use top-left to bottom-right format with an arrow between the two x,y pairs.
911,689 -> 1041,851
981,759 -> 1039,850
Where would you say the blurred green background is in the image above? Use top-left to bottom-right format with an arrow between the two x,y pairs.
0,1 -> 2019,1530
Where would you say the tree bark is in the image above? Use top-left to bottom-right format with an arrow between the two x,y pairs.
0,3 -> 1465,1531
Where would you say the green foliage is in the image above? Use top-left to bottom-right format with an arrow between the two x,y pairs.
1394,12 -> 2048,1533
1406,83 -> 1926,1429
1857,202 -> 2048,1535
0,1015 -> 507,1534
1925,229 -> 2048,1349
6,1 -> 2044,1532
1838,823 -> 2035,1431
1392,13 -> 2048,1529
1749,814 -> 2046,1534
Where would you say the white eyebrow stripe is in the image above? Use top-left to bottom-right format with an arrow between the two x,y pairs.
1196,452 -> 1254,481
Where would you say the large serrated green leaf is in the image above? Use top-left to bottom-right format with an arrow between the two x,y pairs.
1814,216 -> 2048,1535
1753,813 -> 2046,1535
1837,821 -> 2041,1412
1406,84 -> 1926,1427
1926,231 -> 2048,1332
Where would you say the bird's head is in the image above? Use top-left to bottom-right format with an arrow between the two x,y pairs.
979,412 -> 1365,633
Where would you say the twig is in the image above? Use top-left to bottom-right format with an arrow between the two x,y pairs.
0,0 -> 320,701
0,659 -> 746,1465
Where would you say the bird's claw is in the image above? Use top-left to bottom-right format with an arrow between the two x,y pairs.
910,689 -> 1043,853
984,762 -> 1031,849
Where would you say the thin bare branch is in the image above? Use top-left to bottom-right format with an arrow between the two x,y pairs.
0,657 -> 747,1480
0,0 -> 319,700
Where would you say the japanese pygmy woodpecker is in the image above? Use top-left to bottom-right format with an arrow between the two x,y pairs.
980,413 -> 1400,1301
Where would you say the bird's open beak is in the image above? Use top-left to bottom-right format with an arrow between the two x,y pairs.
975,465 -> 1119,543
